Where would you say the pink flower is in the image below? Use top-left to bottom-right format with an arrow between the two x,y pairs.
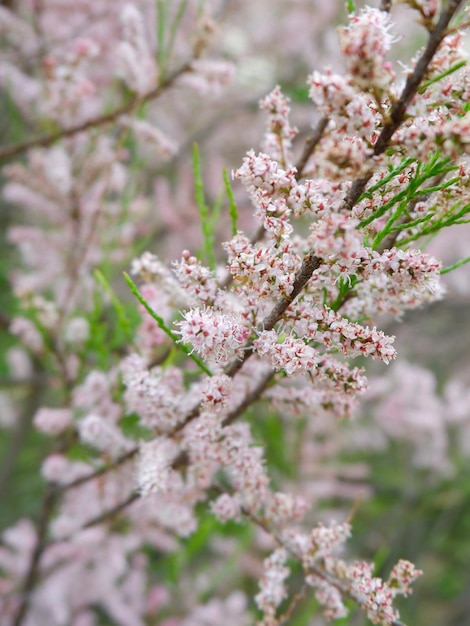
255,548 -> 290,618
116,4 -> 158,95
339,7 -> 397,92
136,437 -> 180,496
34,407 -> 73,435
259,86 -> 298,164
211,493 -> 242,522
175,307 -> 250,364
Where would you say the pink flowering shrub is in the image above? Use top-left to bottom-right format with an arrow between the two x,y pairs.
0,1 -> 469,626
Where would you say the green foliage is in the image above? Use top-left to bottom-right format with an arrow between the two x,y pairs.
359,153 -> 460,244
72,272 -> 141,371
156,0 -> 190,78
284,84 -> 310,104
250,408 -> 297,481
94,270 -> 137,345
330,275 -> 359,312
418,60 -> 467,94
67,439 -> 102,463
223,168 -> 239,236
155,505 -> 253,595
192,143 -> 218,270
0,426 -> 48,531
441,254 -> 470,275
119,412 -> 153,439
359,156 -> 416,226
1,86 -> 27,144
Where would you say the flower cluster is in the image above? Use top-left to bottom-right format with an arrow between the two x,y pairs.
116,3 -> 158,95
175,307 -> 250,365
339,6 -> 397,92
259,85 -> 298,165
255,548 -> 290,623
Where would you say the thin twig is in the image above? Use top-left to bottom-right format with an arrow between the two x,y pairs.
62,448 -> 137,491
221,368 -> 276,428
294,116 -> 329,180
0,61 -> 192,164
81,492 -> 139,530
277,583 -> 309,626
219,253 -> 322,381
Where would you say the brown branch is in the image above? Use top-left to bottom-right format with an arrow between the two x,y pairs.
0,61 -> 192,164
380,0 -> 392,12
278,583 -> 309,626
0,310 -> 12,331
12,485 -> 60,626
81,492 -> 139,530
375,0 -> 464,153
294,116 -> 329,180
62,448 -> 137,491
221,252 -> 322,382
221,368 -> 276,428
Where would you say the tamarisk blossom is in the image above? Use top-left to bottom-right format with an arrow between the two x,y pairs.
255,520 -> 422,625
235,150 -> 297,198
178,59 -> 235,95
259,85 -> 298,165
255,548 -> 290,624
136,437 -> 180,496
178,592 -> 251,626
116,3 -> 158,95
394,36 -> 470,159
347,560 -> 422,625
121,354 -> 187,432
132,283 -> 173,360
41,37 -> 101,125
224,232 -> 300,300
78,414 -> 134,458
339,6 -> 397,93
173,250 -> 222,305
175,307 -> 250,365
33,408 -> 73,436
119,116 -> 178,158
